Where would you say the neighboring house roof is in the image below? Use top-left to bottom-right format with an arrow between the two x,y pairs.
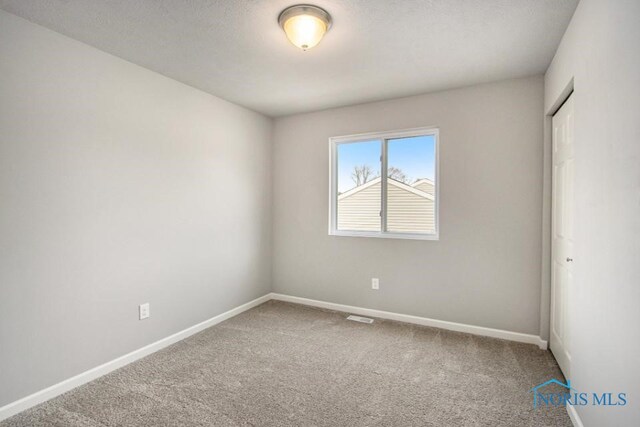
337,177 -> 436,233
412,178 -> 434,187
339,177 -> 434,201
411,178 -> 435,195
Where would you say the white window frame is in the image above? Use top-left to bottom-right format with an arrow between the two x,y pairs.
329,126 -> 440,241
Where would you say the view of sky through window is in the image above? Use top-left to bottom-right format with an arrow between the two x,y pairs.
387,135 -> 435,184
337,135 -> 435,193
334,132 -> 437,235
337,140 -> 380,194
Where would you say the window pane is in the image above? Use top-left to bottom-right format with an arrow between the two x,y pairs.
337,140 -> 381,231
386,135 -> 436,234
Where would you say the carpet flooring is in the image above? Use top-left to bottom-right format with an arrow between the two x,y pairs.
2,300 -> 572,426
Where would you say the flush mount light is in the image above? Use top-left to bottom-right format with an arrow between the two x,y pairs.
278,4 -> 332,51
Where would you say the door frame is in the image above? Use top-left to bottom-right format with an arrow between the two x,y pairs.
540,78 -> 574,349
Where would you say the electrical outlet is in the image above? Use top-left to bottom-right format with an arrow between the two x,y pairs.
371,278 -> 380,290
139,303 -> 150,320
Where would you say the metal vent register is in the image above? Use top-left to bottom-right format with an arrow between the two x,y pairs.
346,315 -> 374,324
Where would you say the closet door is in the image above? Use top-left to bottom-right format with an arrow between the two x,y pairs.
550,94 -> 575,377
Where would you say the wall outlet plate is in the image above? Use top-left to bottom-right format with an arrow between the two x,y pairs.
139,303 -> 150,320
371,278 -> 379,290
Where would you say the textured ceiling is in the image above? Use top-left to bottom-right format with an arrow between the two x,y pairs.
0,0 -> 578,117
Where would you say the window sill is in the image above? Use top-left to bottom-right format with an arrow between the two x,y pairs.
329,230 -> 439,241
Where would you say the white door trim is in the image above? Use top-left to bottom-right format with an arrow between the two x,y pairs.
567,403 -> 585,427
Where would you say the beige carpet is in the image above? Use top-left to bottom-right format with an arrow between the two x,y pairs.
2,300 -> 571,426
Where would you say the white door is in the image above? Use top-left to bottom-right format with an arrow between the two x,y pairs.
550,94 -> 575,377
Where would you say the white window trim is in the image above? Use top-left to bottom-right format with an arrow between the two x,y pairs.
328,126 -> 440,241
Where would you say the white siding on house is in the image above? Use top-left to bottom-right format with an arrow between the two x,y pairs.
412,179 -> 435,196
387,181 -> 435,233
337,181 -> 381,231
337,178 -> 435,233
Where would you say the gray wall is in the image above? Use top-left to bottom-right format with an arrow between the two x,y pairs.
545,0 -> 640,425
272,76 -> 545,335
0,10 -> 272,407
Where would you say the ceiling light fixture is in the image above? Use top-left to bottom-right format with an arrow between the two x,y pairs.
278,4 -> 332,51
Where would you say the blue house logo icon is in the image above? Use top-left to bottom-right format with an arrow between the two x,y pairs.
530,379 -> 575,408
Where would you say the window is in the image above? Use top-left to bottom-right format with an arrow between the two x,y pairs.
329,127 -> 439,240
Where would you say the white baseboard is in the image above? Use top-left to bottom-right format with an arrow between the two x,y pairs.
271,293 -> 548,349
0,293 -> 271,422
1,291 -> 549,422
566,404 -> 584,427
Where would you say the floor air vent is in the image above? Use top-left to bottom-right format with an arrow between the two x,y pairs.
347,315 -> 374,324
